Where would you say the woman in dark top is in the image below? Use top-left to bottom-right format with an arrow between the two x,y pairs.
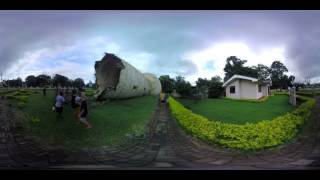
43,87 -> 46,96
71,89 -> 80,121
79,92 -> 92,129
71,90 -> 76,108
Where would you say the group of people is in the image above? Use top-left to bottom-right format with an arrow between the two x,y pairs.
54,88 -> 92,129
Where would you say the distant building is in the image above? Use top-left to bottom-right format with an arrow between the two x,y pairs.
223,74 -> 271,100
0,81 -> 7,88
88,81 -> 93,88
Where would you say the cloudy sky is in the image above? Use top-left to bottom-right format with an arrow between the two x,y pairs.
0,10 -> 320,84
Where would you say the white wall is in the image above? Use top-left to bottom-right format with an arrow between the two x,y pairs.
239,79 -> 258,99
262,85 -> 269,97
225,80 -> 240,99
225,79 -> 267,99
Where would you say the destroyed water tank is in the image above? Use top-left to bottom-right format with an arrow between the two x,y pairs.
94,53 -> 161,100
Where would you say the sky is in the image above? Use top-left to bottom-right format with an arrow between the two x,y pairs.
0,10 -> 320,84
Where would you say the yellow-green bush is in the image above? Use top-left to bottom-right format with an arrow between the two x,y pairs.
17,102 -> 27,109
168,96 -> 316,150
15,95 -> 29,103
5,94 -> 15,99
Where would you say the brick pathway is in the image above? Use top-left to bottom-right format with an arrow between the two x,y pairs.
1,96 -> 320,169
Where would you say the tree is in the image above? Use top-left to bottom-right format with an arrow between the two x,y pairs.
159,75 -> 175,93
67,79 -> 74,87
255,64 -> 271,81
195,76 -> 224,98
288,75 -> 295,88
36,74 -> 51,87
223,56 -> 258,82
195,78 -> 210,97
196,78 -> 211,88
281,75 -> 289,89
73,78 -> 85,88
53,74 -> 69,87
25,75 -> 37,87
6,77 -> 23,87
293,82 -> 305,91
270,61 -> 288,89
208,76 -> 224,98
175,76 -> 192,97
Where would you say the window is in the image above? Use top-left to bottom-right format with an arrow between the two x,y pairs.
258,85 -> 262,92
230,86 -> 235,94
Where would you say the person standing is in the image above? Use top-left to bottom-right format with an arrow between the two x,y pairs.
74,92 -> 82,121
55,91 -> 65,120
79,92 -> 92,129
71,89 -> 76,108
160,92 -> 165,103
43,87 -> 46,96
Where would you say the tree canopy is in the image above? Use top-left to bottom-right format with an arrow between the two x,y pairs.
73,78 -> 85,88
159,75 -> 175,93
175,76 -> 193,97
223,56 -> 258,82
53,74 -> 69,87
270,61 -> 292,89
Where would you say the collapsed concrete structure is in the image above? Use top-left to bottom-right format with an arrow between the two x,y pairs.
94,53 -> 161,100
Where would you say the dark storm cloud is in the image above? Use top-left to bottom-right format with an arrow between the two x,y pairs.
1,11 -> 320,82
0,11 -> 94,73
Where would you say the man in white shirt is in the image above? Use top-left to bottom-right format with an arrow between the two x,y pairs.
74,93 -> 81,121
55,91 -> 65,120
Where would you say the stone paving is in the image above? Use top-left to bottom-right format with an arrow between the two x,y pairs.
1,96 -> 320,169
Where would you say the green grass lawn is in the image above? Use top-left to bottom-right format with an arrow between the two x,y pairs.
178,95 -> 296,124
11,89 -> 158,150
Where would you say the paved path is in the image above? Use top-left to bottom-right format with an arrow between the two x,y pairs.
1,96 -> 320,169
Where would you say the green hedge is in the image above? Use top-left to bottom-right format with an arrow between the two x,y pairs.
296,92 -> 320,98
0,90 -> 16,96
168,96 -> 316,150
5,94 -> 15,99
15,95 -> 29,103
272,91 -> 288,95
17,102 -> 27,109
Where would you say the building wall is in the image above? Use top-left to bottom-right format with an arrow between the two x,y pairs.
225,79 -> 271,100
225,80 -> 240,99
239,79 -> 258,99
225,79 -> 263,99
261,85 -> 269,97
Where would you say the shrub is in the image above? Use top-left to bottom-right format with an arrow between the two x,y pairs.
168,96 -> 316,150
208,82 -> 224,98
15,96 -> 29,103
5,94 -> 15,99
30,116 -> 40,123
0,90 -> 16,96
17,102 -> 26,109
85,90 -> 96,97
296,92 -> 320,98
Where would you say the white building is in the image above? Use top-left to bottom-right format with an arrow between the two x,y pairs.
0,81 -> 7,88
223,75 -> 271,100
